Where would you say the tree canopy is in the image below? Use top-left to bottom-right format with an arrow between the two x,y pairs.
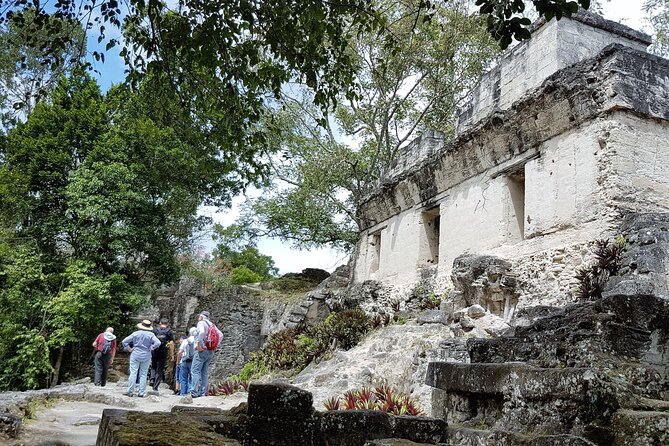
234,0 -> 500,251
0,71 -> 248,389
0,1 -> 593,133
644,0 -> 669,57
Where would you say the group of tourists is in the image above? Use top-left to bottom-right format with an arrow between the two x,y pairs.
92,311 -> 222,399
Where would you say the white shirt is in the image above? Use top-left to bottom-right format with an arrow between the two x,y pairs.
195,318 -> 223,349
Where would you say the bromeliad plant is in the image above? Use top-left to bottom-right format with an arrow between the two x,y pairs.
324,385 -> 425,416
575,236 -> 627,300
207,377 -> 250,396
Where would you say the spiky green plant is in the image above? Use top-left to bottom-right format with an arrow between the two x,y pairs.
323,396 -> 341,411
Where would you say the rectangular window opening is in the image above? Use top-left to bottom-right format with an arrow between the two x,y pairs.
419,207 -> 440,266
370,232 -> 381,273
507,171 -> 525,241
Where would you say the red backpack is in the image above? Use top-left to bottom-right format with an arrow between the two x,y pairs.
204,321 -> 220,350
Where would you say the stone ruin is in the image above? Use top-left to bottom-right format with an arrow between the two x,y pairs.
13,11 -> 667,446
343,10 -> 669,446
96,383 -> 448,446
351,11 -> 669,314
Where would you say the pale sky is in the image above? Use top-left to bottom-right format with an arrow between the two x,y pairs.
88,1 -> 654,276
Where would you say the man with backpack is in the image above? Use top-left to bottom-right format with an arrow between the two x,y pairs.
189,311 -> 223,398
92,327 -> 117,387
177,327 -> 197,395
151,317 -> 175,391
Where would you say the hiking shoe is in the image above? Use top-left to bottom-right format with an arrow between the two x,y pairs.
179,394 -> 193,404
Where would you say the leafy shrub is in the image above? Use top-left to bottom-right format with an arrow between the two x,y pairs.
240,308 -> 372,376
321,308 -> 372,350
575,237 -> 626,300
324,385 -> 424,416
229,266 -> 263,284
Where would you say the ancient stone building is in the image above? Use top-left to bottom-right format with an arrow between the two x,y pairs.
352,12 -> 669,317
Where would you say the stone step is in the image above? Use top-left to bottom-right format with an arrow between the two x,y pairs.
426,362 -> 595,401
612,409 -> 669,446
442,426 -> 597,446
96,408 -> 240,446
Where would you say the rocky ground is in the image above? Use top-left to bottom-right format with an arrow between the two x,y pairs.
6,382 -> 248,446
5,318 -> 479,446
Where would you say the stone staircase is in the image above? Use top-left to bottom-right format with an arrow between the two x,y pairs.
426,294 -> 669,446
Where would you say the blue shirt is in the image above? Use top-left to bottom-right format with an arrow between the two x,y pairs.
122,330 -> 161,362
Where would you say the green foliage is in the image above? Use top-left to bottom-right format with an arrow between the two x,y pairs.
238,358 -> 267,382
0,8 -> 86,127
644,0 -> 669,57
412,287 -> 443,310
326,385 -> 425,416
229,267 -> 263,285
0,329 -> 53,391
237,0 -> 500,252
212,224 -> 278,281
476,0 -> 591,49
575,237 -> 627,301
241,308 -> 372,376
0,72 -> 253,390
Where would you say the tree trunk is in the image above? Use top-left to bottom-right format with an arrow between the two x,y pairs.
50,347 -> 64,388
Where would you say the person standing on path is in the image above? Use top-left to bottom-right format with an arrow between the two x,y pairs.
151,317 -> 175,391
177,327 -> 197,395
92,327 -> 116,387
122,320 -> 161,397
189,311 -> 222,398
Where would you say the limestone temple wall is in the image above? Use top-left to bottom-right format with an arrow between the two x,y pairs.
353,13 -> 669,312
455,12 -> 650,132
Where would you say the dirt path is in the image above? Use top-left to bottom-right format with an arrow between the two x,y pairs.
10,382 -> 248,446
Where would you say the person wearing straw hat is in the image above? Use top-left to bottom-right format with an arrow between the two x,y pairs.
122,319 -> 161,397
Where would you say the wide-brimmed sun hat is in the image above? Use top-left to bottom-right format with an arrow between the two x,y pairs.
136,319 -> 153,331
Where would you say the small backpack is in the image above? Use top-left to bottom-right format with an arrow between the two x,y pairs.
182,339 -> 195,360
101,339 -> 113,354
204,322 -> 220,350
155,326 -> 172,351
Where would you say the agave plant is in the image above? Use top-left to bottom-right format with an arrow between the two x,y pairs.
373,384 -> 394,403
342,390 -> 358,410
323,396 -> 341,411
356,387 -> 374,403
325,385 -> 425,416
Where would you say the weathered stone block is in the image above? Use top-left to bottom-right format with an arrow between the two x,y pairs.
247,383 -> 313,419
364,440 -> 433,446
446,427 -> 596,446
246,417 -> 315,446
390,416 -> 446,444
0,412 -> 21,439
96,409 -> 240,446
246,383 -> 315,446
416,310 -> 449,325
426,362 -> 595,401
612,410 -> 669,446
318,410 -> 393,446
